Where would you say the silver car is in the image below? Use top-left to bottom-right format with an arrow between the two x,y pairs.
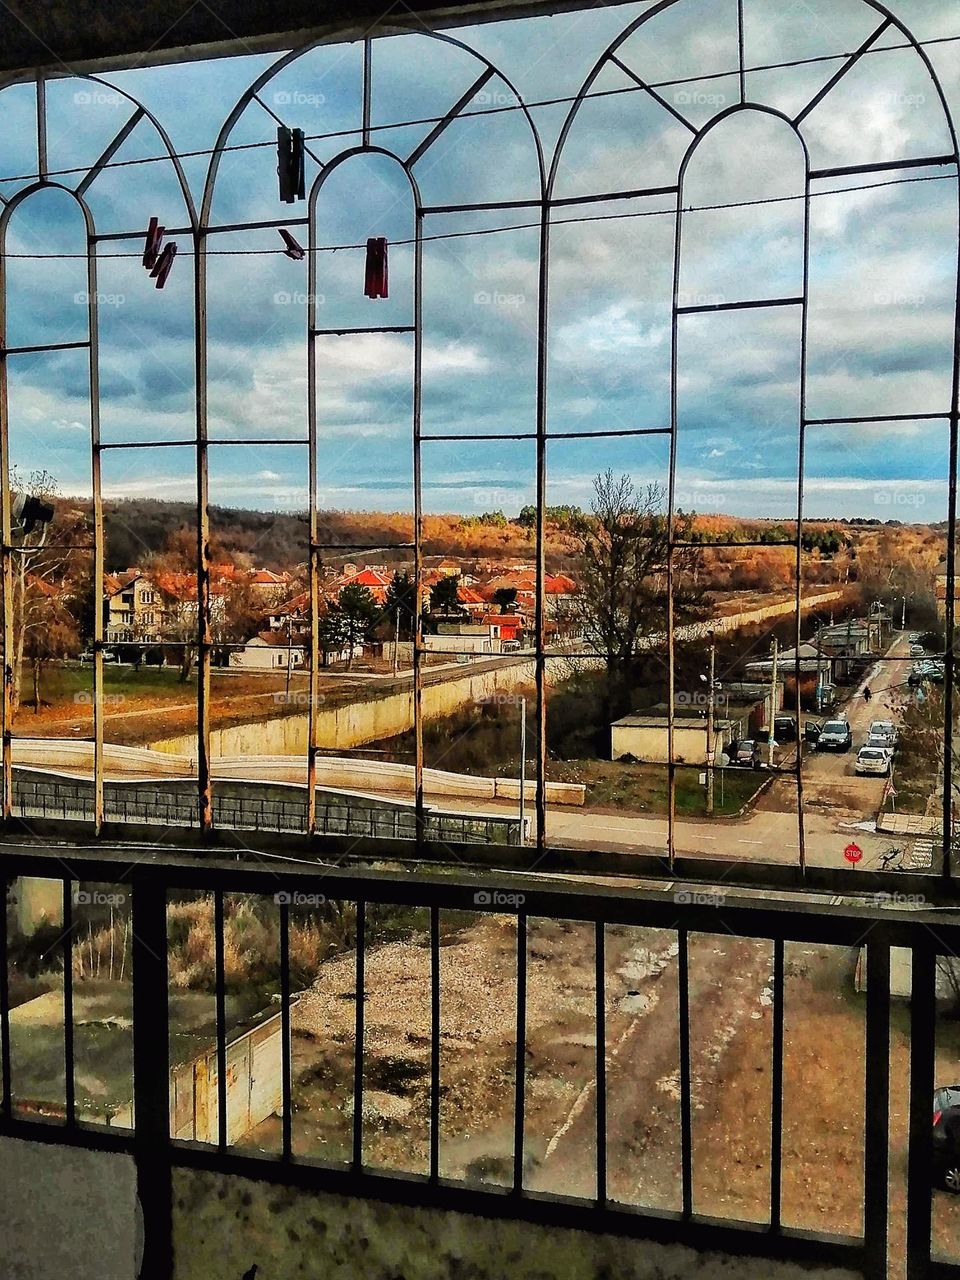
856,746 -> 891,777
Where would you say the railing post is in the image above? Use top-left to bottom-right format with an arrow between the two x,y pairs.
864,940 -> 890,1278
131,873 -> 173,1279
907,943 -> 935,1280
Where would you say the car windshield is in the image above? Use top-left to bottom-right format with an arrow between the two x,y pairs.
860,749 -> 885,760
935,1087 -> 960,1112
823,722 -> 847,734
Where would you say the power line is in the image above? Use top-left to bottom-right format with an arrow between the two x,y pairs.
0,30 -> 957,188
0,170 -> 953,258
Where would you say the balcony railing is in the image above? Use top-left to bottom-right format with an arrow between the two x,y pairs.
0,843 -> 957,1279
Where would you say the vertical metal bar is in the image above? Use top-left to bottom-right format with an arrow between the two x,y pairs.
534,199 -> 550,852
513,911 -> 527,1192
36,73 -> 47,181
214,888 -> 227,1150
795,163 -> 812,878
666,179 -> 683,870
736,0 -> 746,104
0,874 -> 9,1117
62,878 -> 75,1125
279,894 -> 292,1161
131,875 -> 173,1280
306,200 -> 319,835
413,209 -> 425,843
430,903 -> 440,1182
87,226 -> 104,833
678,926 -> 693,1218
194,227 -> 212,832
595,919 -> 606,1207
906,943 -> 935,1280
0,215 -> 12,822
362,37 -> 372,149
353,898 -> 365,1171
864,940 -> 890,1278
770,936 -> 784,1231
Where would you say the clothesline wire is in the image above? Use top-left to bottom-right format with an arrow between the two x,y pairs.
0,170 -> 953,257
0,31 -> 956,187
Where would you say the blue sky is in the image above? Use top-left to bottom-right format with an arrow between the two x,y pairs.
2,0 -> 959,524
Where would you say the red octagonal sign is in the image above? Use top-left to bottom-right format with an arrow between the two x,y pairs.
844,842 -> 863,865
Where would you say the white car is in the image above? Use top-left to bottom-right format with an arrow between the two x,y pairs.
869,720 -> 896,750
856,746 -> 891,777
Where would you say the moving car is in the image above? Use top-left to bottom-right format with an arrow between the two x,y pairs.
855,745 -> 890,776
773,715 -> 797,742
934,1087 -> 960,1192
816,719 -> 852,752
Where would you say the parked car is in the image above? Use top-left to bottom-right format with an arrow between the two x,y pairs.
816,719 -> 852,752
855,745 -> 891,776
934,1087 -> 960,1192
733,739 -> 761,769
910,643 -> 926,657
865,733 -> 892,753
79,649 -> 116,664
869,720 -> 897,750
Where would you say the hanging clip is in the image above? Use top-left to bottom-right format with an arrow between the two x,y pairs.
364,237 -> 388,299
279,228 -> 305,261
150,242 -> 177,289
142,216 -> 165,270
277,126 -> 305,203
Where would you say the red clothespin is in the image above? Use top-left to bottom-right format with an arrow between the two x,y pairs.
150,243 -> 177,289
142,216 -> 165,270
364,237 -> 388,299
279,228 -> 305,261
277,126 -> 305,203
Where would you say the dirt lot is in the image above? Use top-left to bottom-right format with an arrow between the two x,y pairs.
241,913 -> 960,1273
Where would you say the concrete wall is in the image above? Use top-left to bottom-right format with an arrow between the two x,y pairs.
169,1168 -> 862,1280
611,723 -> 734,766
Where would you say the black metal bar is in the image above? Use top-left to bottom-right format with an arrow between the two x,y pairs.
96,439 -> 194,450
864,941 -> 890,1278
311,326 -> 415,335
353,898 -> 365,1172
62,878 -> 75,1126
279,895 -> 292,1162
131,874 -> 173,1280
809,153 -> 958,180
770,937 -> 784,1232
0,874 -> 10,1117
793,20 -> 891,127
805,411 -> 949,425
513,912 -> 527,1193
406,69 -> 495,168
679,927 -> 692,1218
76,108 -> 146,199
595,919 -> 606,1208
1,340 -> 90,355
609,54 -> 697,134
214,889 -> 227,1150
736,0 -> 746,103
676,296 -> 803,315
421,426 -> 671,441
430,904 -> 440,1183
906,943 -> 935,1280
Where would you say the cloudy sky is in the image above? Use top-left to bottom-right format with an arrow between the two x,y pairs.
2,0 -> 959,525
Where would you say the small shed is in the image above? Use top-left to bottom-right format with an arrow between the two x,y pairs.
610,711 -> 743,765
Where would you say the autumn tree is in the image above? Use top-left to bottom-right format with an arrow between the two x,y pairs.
327,583 -> 378,670
384,570 -> 417,640
493,586 -> 518,614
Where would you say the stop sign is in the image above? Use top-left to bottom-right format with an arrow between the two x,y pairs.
844,842 -> 863,865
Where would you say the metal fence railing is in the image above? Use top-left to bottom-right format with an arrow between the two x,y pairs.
0,846 -> 956,1280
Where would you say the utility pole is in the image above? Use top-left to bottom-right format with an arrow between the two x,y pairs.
285,616 -> 293,700
393,606 -> 400,676
769,635 -> 779,768
706,633 -> 716,817
519,695 -> 527,841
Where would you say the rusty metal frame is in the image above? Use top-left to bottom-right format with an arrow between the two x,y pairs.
0,3 -> 955,885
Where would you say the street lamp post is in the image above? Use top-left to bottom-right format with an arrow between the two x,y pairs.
519,695 -> 527,841
706,634 -> 716,817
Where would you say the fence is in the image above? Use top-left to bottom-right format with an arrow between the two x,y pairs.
0,845 -> 956,1279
